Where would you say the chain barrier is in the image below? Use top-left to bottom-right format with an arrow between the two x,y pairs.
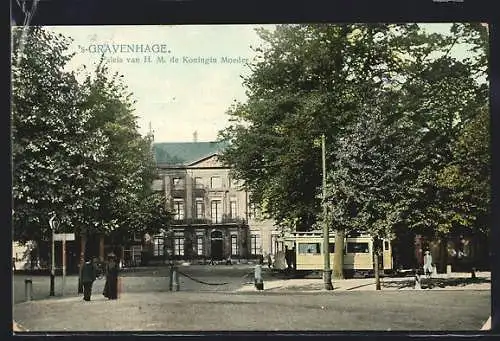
176,269 -> 229,286
176,269 -> 255,286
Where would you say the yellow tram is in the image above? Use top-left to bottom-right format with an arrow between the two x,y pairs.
286,231 -> 394,277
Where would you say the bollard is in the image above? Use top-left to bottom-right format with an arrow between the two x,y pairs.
168,265 -> 173,291
446,264 -> 452,276
172,267 -> 180,291
24,278 -> 33,302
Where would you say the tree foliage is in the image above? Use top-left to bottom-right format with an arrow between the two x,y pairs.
12,27 -> 169,244
218,23 -> 489,240
12,27 -> 109,241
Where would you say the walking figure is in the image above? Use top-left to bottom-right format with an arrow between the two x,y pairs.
81,257 -> 97,301
103,253 -> 119,300
423,250 -> 433,278
285,246 -> 291,271
254,255 -> 264,291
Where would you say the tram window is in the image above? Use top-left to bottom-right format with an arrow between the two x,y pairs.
328,243 -> 335,253
347,242 -> 369,253
384,241 -> 389,251
298,243 -> 321,254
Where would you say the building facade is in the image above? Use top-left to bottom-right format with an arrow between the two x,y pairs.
152,141 -> 276,262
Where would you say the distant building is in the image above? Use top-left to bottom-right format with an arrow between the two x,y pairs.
12,241 -> 38,271
151,141 -> 276,262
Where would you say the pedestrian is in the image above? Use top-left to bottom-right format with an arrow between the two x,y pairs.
103,253 -> 119,300
285,245 -> 291,271
254,255 -> 264,291
81,256 -> 97,301
423,250 -> 433,278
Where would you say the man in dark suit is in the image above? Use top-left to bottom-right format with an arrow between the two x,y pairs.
81,256 -> 97,301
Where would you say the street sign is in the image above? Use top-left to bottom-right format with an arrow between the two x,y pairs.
53,233 -> 75,241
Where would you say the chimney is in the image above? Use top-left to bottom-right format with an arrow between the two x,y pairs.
193,131 -> 198,143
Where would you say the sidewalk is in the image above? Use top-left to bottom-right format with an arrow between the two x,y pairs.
236,271 -> 491,292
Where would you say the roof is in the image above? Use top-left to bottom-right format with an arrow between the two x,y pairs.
152,141 -> 228,166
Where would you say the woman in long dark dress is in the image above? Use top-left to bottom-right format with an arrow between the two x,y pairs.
103,255 -> 119,300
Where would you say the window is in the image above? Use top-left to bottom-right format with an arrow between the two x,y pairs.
248,203 -> 258,219
194,177 -> 203,189
347,242 -> 370,253
210,176 -> 222,189
174,237 -> 184,256
250,234 -> 261,255
230,200 -> 237,219
172,177 -> 184,189
231,235 -> 238,255
196,236 -> 204,256
195,199 -> 204,219
151,179 -> 163,191
384,241 -> 389,251
298,243 -> 321,254
153,236 -> 164,256
211,200 -> 222,223
173,200 -> 184,220
328,243 -> 335,253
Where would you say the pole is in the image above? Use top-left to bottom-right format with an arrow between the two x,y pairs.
322,134 -> 334,290
62,236 -> 66,296
50,228 -> 55,296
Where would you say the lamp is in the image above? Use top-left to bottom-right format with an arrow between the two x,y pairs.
49,214 -> 59,296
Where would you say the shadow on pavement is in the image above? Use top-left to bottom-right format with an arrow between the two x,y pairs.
382,277 -> 491,290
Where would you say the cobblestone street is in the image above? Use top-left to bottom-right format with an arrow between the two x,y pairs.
13,266 -> 491,332
13,290 -> 490,332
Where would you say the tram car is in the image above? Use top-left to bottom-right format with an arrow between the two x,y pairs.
286,231 -> 394,277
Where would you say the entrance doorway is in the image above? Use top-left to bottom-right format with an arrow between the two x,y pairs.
210,230 -> 223,260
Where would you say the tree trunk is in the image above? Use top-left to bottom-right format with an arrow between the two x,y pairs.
439,236 -> 447,274
99,235 -> 105,262
333,229 -> 345,279
374,236 -> 381,290
77,233 -> 87,294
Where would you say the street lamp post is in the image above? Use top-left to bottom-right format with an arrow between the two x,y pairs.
49,214 -> 59,296
322,134 -> 334,290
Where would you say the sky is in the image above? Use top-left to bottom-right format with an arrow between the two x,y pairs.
44,24 -> 483,143
46,25 -> 273,143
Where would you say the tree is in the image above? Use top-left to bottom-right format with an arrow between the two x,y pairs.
219,23 -> 489,279
12,27 -> 169,267
73,56 -> 167,266
327,91 -> 428,288
395,25 -> 488,272
12,27 -> 109,244
326,25 -> 488,283
219,24 -> 426,278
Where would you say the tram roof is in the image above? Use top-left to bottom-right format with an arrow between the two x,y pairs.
287,230 -> 372,238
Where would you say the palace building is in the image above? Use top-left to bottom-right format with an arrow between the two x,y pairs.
151,141 -> 277,262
